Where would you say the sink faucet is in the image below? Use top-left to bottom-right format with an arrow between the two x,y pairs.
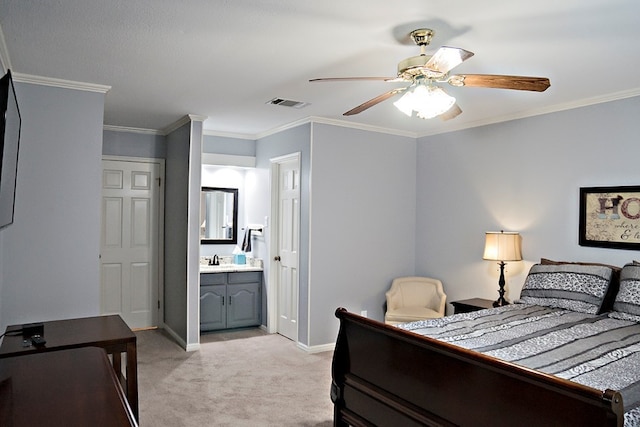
212,254 -> 219,265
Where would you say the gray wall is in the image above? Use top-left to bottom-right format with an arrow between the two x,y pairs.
103,129 -> 166,158
186,120 -> 203,348
308,124 -> 416,346
254,123 -> 312,344
163,118 -> 203,349
251,122 -> 416,347
415,96 -> 640,310
163,123 -> 191,342
0,82 -> 105,330
203,134 -> 255,157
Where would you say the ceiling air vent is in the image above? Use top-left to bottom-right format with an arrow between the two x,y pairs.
267,98 -> 309,109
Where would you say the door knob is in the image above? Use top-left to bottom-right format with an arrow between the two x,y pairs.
274,255 -> 281,261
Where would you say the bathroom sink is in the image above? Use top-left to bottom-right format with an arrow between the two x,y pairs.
200,263 -> 262,273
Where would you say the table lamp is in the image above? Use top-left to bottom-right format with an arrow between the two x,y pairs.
483,230 -> 522,307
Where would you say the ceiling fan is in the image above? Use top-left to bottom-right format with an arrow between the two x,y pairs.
310,28 -> 550,120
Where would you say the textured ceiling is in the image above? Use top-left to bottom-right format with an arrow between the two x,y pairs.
1,0 -> 639,137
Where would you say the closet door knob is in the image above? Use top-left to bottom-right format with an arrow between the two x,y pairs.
274,256 -> 281,261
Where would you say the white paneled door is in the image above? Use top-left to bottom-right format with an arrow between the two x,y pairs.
273,154 -> 300,341
101,158 -> 162,329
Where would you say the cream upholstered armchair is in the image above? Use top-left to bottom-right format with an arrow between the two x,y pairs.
384,277 -> 447,325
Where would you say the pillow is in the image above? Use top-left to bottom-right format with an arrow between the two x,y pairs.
540,258 -> 621,271
540,258 -> 621,313
610,263 -> 640,322
520,263 -> 613,314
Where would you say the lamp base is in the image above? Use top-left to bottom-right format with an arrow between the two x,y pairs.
493,298 -> 510,308
494,261 -> 509,308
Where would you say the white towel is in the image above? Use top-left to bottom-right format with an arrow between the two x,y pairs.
241,228 -> 252,252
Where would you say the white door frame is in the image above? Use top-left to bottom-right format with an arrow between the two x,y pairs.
267,152 -> 300,338
101,155 -> 166,328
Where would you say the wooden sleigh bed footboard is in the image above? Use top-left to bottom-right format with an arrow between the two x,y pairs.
331,308 -> 624,427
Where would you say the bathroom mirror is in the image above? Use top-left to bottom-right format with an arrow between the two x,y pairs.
200,187 -> 238,244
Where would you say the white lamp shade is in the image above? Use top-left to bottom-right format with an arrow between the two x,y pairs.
483,231 -> 522,261
413,85 -> 455,119
393,82 -> 455,119
393,89 -> 415,116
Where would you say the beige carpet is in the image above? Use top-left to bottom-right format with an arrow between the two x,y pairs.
136,328 -> 334,426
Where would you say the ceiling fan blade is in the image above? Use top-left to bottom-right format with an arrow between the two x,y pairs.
425,46 -> 474,73
438,103 -> 462,121
310,77 -> 403,83
343,88 -> 406,116
448,74 -> 551,92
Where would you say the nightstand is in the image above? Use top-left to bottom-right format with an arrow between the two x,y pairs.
451,298 -> 496,314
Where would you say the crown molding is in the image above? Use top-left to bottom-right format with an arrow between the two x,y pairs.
253,116 -> 417,140
309,116 -> 417,138
11,72 -> 111,93
106,114 -> 449,141
161,114 -> 208,135
203,129 -> 255,140
103,125 -> 163,135
254,117 -> 312,139
416,87 -> 640,138
106,116 -> 208,136
188,114 -> 207,122
535,87 -> 640,118
161,115 -> 192,135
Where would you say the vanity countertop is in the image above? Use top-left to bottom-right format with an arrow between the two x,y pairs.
200,264 -> 263,273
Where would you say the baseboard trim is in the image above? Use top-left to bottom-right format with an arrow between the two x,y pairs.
297,342 -> 335,354
163,325 -> 200,352
185,342 -> 201,352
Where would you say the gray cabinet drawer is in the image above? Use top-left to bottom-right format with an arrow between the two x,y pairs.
201,273 -> 226,285
228,271 -> 262,284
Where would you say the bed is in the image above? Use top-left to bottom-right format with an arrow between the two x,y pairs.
331,260 -> 640,426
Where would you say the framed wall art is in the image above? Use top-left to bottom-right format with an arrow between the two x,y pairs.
579,185 -> 640,250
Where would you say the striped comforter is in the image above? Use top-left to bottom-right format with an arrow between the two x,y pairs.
400,303 -> 640,426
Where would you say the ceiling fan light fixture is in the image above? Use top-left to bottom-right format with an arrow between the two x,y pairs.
393,89 -> 415,117
393,82 -> 455,119
416,86 -> 455,119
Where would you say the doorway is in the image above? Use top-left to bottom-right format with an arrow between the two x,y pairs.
268,153 -> 300,341
100,156 -> 165,329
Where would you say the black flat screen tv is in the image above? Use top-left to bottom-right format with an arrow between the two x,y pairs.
0,70 -> 21,230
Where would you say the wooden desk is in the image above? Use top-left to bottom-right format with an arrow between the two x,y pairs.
0,315 -> 138,420
0,347 -> 137,426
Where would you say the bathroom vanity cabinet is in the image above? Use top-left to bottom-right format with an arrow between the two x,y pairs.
200,271 -> 262,331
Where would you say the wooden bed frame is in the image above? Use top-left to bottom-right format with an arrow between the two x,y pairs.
331,308 -> 624,427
